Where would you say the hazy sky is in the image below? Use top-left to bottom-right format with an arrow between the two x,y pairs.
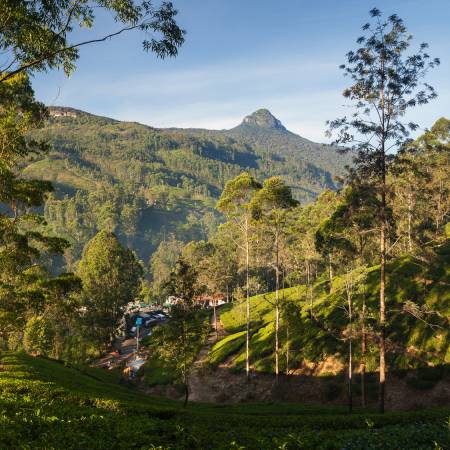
32,0 -> 450,142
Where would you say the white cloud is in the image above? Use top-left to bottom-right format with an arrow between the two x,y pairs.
39,54 -> 449,144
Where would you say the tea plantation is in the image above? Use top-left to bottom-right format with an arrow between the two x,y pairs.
213,250 -> 450,374
0,351 -> 449,449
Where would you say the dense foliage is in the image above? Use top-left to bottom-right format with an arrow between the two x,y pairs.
1,351 -> 449,449
1,0 -> 182,363
0,7 -> 448,447
78,230 -> 143,345
0,0 -> 184,82
214,246 -> 449,372
0,74 -> 83,358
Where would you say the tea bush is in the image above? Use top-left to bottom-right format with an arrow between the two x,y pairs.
1,352 -> 449,449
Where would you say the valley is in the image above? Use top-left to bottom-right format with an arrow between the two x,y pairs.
26,107 -> 350,269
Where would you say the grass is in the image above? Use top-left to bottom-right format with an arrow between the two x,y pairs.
1,351 -> 449,449
215,247 -> 450,374
23,158 -> 99,192
208,330 -> 246,366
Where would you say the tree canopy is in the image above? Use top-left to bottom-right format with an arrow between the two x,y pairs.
0,0 -> 185,82
78,230 -> 142,344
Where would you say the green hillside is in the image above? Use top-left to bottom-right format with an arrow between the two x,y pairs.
1,351 -> 449,449
212,241 -> 450,373
25,107 -> 349,269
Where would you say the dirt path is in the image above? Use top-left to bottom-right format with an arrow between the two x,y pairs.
188,309 -> 228,401
187,309 -> 277,404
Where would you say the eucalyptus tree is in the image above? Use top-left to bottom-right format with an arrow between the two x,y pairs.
288,190 -> 338,317
250,177 -> 298,381
0,0 -> 184,83
217,172 -> 261,380
386,119 -> 449,254
200,240 -> 239,340
339,266 -> 368,413
316,184 -> 377,407
327,8 -> 439,412
390,150 -> 428,254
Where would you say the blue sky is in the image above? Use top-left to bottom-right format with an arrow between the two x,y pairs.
32,0 -> 450,142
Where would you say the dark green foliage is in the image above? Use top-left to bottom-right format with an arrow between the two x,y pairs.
0,74 -> 80,354
77,230 -> 143,345
144,310 -> 210,388
1,351 -> 449,449
0,0 -> 184,82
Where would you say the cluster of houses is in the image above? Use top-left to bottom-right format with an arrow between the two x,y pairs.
122,294 -> 227,337
163,294 -> 226,309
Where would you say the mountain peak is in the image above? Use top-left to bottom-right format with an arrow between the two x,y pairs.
240,109 -> 287,131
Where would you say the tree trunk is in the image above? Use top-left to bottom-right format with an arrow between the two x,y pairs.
347,281 -> 353,413
284,272 -> 289,376
379,54 -> 387,414
183,383 -> 189,407
285,322 -> 289,375
239,296 -> 243,326
306,260 -> 313,319
245,216 -> 250,381
274,230 -> 280,384
407,191 -> 413,253
328,253 -> 333,294
360,295 -> 367,409
379,216 -> 386,413
435,179 -> 443,234
213,300 -> 218,341
182,320 -> 189,407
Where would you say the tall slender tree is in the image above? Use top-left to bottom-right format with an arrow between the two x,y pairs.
315,184 -> 376,407
327,8 -> 439,412
217,172 -> 261,380
251,177 -> 298,382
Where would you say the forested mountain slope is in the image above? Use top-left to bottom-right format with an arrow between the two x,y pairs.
25,107 -> 349,269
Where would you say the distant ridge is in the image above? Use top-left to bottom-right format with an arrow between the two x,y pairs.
43,104 -> 351,188
27,105 -> 352,270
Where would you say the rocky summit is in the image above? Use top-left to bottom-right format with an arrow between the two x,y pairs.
238,108 -> 287,131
